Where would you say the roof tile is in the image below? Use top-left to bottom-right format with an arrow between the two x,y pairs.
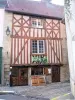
5,0 -> 64,19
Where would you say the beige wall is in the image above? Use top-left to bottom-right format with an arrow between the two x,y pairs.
2,12 -> 69,85
2,12 -> 12,85
60,22 -> 69,82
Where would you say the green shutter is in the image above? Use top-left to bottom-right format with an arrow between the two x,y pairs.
0,47 -> 2,84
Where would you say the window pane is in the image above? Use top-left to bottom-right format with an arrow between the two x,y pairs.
32,40 -> 37,53
32,21 -> 37,27
12,68 -> 18,77
39,40 -> 44,53
38,22 -> 41,26
31,68 -> 43,75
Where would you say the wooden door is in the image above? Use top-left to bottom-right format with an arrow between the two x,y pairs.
52,66 -> 60,82
11,67 -> 19,86
32,76 -> 46,86
19,68 -> 28,86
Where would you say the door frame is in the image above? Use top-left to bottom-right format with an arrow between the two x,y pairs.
18,68 -> 28,86
11,67 -> 28,86
52,66 -> 60,82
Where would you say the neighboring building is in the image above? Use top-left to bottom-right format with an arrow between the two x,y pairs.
2,0 -> 69,86
0,0 -> 5,84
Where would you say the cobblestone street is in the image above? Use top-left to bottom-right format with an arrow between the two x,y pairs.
0,82 -> 71,99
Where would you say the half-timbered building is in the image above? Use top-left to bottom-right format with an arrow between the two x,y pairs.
2,0 -> 69,86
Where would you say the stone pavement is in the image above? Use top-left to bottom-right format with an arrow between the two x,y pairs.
0,82 -> 74,100
51,93 -> 74,100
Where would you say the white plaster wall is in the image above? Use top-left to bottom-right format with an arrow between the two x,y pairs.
65,0 -> 75,97
0,9 -> 4,47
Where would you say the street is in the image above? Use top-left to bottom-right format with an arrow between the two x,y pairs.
0,94 -> 49,100
0,82 -> 74,100
0,95 -> 26,100
0,82 -> 71,99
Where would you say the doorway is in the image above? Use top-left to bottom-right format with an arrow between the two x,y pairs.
52,66 -> 60,82
18,68 -> 28,85
11,67 -> 28,86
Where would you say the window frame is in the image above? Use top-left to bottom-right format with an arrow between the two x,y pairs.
31,18 -> 43,28
32,40 -> 45,54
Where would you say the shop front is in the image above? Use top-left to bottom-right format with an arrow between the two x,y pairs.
11,65 -> 60,86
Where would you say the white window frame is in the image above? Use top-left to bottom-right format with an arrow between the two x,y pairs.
32,40 -> 45,54
32,19 -> 43,28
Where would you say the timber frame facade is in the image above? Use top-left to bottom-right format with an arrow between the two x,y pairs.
11,14 -> 62,65
2,0 -> 69,86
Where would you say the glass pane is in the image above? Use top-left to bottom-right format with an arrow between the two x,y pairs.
32,21 -> 37,27
12,68 -> 18,77
38,19 -> 43,27
32,40 -> 37,53
38,22 -> 41,26
31,68 -> 43,75
39,40 -> 44,53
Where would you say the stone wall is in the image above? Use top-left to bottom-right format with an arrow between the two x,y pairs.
60,65 -> 70,82
45,75 -> 52,84
2,12 -> 12,85
60,23 -> 70,82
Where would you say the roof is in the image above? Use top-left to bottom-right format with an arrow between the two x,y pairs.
5,0 -> 64,19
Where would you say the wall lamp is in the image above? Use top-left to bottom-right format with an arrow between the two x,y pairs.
6,26 -> 11,36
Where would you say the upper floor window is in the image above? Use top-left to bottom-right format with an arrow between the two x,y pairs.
32,40 -> 45,54
31,18 -> 43,28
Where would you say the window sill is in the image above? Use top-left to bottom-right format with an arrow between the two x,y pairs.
31,26 -> 43,29
31,53 -> 47,56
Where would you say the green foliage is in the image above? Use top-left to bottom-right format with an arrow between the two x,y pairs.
42,56 -> 47,64
32,56 -> 48,64
32,56 -> 38,62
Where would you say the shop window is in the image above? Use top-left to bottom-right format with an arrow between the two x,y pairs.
12,68 -> 18,77
32,40 -> 45,54
31,68 -> 43,75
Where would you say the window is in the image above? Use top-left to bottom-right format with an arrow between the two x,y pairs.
31,68 -> 43,75
32,20 -> 37,27
31,18 -> 43,28
32,40 -> 45,54
12,68 -> 18,77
